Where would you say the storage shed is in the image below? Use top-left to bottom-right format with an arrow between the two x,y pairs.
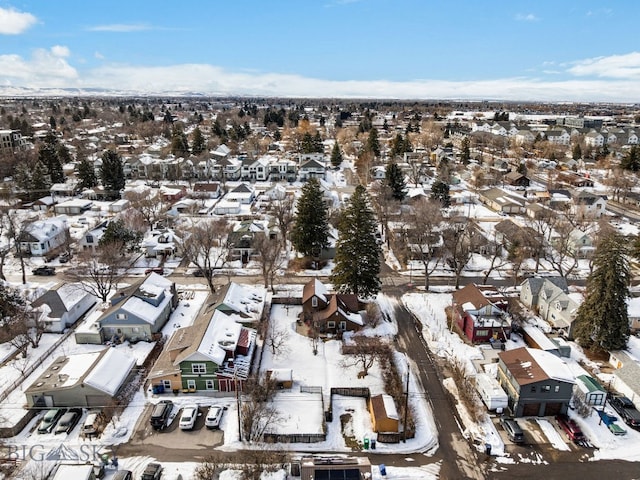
368,394 -> 399,433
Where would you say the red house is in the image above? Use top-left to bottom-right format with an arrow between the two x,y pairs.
302,279 -> 363,335
451,284 -> 511,344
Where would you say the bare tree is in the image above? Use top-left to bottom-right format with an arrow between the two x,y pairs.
369,181 -> 399,245
66,241 -> 133,302
269,196 -> 295,252
604,167 -> 637,203
123,188 -> 170,230
480,233 -> 506,285
404,198 -> 444,290
252,232 -> 285,292
545,218 -> 579,278
265,319 -> 290,358
177,218 -> 231,293
442,218 -> 481,289
2,207 -> 29,284
340,336 -> 390,377
241,375 -> 282,443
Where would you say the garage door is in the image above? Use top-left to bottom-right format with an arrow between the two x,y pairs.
86,395 -> 106,408
522,403 -> 540,416
314,469 -> 361,480
543,402 -> 563,416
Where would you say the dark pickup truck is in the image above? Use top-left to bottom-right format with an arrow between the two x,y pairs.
609,395 -> 640,428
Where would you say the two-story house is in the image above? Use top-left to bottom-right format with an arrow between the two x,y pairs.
301,279 -> 363,336
451,283 -> 511,343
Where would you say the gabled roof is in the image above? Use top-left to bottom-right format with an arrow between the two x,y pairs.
452,283 -> 507,312
499,347 -> 574,385
302,278 -> 328,304
31,283 -> 95,319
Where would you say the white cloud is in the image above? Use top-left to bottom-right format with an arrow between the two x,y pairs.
87,23 -> 151,32
0,7 -> 37,34
1,50 -> 640,102
515,13 -> 539,22
568,52 -> 640,79
94,51 -> 105,60
0,46 -> 77,87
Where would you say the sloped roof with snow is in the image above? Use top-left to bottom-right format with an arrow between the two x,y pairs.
217,282 -> 265,321
499,347 -> 574,386
84,347 -> 136,396
196,310 -> 242,364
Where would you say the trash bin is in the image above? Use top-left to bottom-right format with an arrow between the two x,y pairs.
379,464 -> 387,476
370,438 -> 376,449
485,443 -> 492,455
363,437 -> 370,450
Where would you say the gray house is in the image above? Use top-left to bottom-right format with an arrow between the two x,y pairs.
31,283 -> 97,333
99,273 -> 177,343
24,347 -> 135,408
497,347 -> 575,417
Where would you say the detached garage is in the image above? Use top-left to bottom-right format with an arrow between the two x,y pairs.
25,348 -> 136,408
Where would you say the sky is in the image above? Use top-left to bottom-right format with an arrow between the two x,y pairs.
1,1 -> 640,101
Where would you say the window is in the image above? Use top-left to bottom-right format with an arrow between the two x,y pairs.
312,297 -> 318,308
339,321 -> 346,331
475,329 -> 489,337
531,386 -> 536,393
116,313 -> 127,320
162,380 -> 172,390
205,380 -> 215,390
327,321 -> 335,329
192,364 -> 206,374
186,379 -> 196,389
542,385 -> 550,393
554,385 -> 560,393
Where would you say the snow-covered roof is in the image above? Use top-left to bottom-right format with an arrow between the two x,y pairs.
527,348 -> 575,384
56,283 -> 91,311
59,352 -> 102,388
197,311 -> 243,364
220,282 -> 265,321
121,293 -> 172,324
382,394 -> 399,420
84,348 -> 136,396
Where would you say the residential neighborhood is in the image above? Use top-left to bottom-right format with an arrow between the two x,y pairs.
2,96 -> 640,480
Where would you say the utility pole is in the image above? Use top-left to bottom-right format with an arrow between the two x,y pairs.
235,371 -> 242,442
402,367 -> 410,442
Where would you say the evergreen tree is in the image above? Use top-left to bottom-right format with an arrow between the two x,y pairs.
313,131 -> 323,152
331,185 -> 381,299
100,149 -> 125,200
191,126 -> 206,155
77,156 -> 98,190
384,161 -> 407,201
574,233 -> 630,351
171,124 -> 190,157
291,178 -> 330,259
31,160 -> 51,198
621,145 -> 640,171
516,161 -> 527,175
460,137 -> 471,163
301,132 -> 316,154
366,128 -> 380,157
38,131 -> 64,184
330,142 -> 343,168
99,218 -> 142,252
572,143 -> 582,160
431,180 -> 451,207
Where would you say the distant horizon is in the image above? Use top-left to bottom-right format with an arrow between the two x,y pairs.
2,1 -> 640,102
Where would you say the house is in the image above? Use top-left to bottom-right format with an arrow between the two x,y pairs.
519,277 -> 580,338
567,228 -> 595,258
30,196 -> 56,212
301,279 -> 363,335
268,157 -> 298,182
299,158 -> 326,181
494,220 -> 542,256
369,394 -> 399,433
98,273 -> 177,343
226,183 -> 255,204
241,155 -> 271,181
227,219 -> 276,264
503,171 -> 530,188
608,351 -> 640,411
572,191 -> 607,218
148,307 -> 257,393
53,198 -> 93,215
451,284 -> 511,343
193,181 -> 222,199
50,181 -> 80,198
627,297 -> 640,333
17,217 -> 68,256
24,347 -> 136,408
497,347 -> 575,417
142,229 -> 179,259
212,282 -> 266,324
78,220 -> 109,252
478,188 -> 525,214
31,283 -> 97,333
574,375 -> 606,407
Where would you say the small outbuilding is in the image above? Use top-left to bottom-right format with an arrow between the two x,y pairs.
368,394 -> 399,433
574,375 -> 606,407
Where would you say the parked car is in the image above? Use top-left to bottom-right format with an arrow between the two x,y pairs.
37,408 -> 66,434
32,266 -> 56,276
205,405 -> 224,429
193,267 -> 216,277
609,395 -> 640,428
150,400 -> 173,430
81,410 -> 106,438
141,462 -> 163,480
500,416 -> 524,443
555,414 -> 585,443
145,267 -> 164,275
179,405 -> 198,430
54,408 -> 82,434
112,470 -> 133,480
59,252 -> 72,263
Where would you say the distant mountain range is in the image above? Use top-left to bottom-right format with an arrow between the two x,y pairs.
0,86 -> 216,98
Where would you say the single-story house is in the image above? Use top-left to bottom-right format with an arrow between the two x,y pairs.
31,283 -> 97,333
17,217 -> 68,257
369,394 -> 399,433
24,347 -> 136,408
53,198 -> 93,215
478,187 -> 526,214
193,181 -> 222,199
497,347 -> 575,417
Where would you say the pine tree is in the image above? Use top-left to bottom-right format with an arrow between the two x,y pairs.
572,143 -> 582,160
38,131 -> 64,184
171,125 -> 190,157
100,149 -> 125,200
384,161 -> 407,201
366,128 -> 380,157
330,142 -> 343,168
191,126 -> 206,155
31,160 -> 51,198
77,156 -> 97,190
331,185 -> 381,299
574,233 -> 630,351
431,180 -> 451,207
291,178 -> 330,259
460,137 -> 471,163
621,145 -> 639,171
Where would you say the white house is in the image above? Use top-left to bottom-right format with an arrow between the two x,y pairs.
18,217 -> 68,256
31,283 -> 97,333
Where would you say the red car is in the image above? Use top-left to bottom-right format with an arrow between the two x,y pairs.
556,414 -> 585,443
